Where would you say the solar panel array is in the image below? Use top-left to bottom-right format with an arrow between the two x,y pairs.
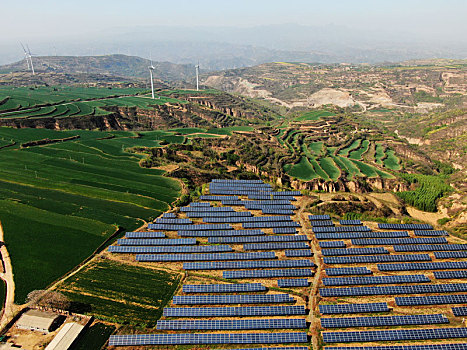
125,231 -> 165,238
183,259 -> 314,270
321,283 -> 467,297
109,332 -> 308,345
315,231 -> 409,239
435,251 -> 467,259
189,202 -> 211,206
321,314 -> 449,328
199,195 -> 238,201
321,247 -> 389,256
309,214 -> 331,220
181,206 -> 234,212
313,226 -> 371,233
243,242 -> 309,250
351,237 -> 448,245
285,249 -> 313,257
182,283 -> 266,293
322,327 -> 467,343
149,223 -> 233,231
396,294 -> 467,306
243,221 -> 301,229
325,345 -> 467,350
273,227 -> 298,234
117,238 -> 196,246
202,215 -> 293,223
324,254 -> 431,264
434,270 -> 467,279
319,241 -> 346,248
187,211 -> 252,217
247,195 -> 297,201
378,262 -> 467,271
156,318 -> 307,330
378,223 -> 433,230
319,303 -> 389,314
110,245 -> 232,254
161,212 -> 177,218
394,244 -> 467,252
261,209 -> 295,215
224,269 -> 314,279
208,235 -> 308,244
278,279 -> 309,288
310,220 -> 334,227
325,267 -> 372,276
452,307 -> 467,316
163,305 -> 307,317
155,218 -> 192,224
136,252 -> 276,262
172,294 -> 295,305
247,204 -> 297,210
178,229 -> 265,237
414,230 -> 449,236
321,274 -> 430,286
339,219 -> 362,225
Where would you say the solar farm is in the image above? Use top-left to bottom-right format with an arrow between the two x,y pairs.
103,178 -> 467,349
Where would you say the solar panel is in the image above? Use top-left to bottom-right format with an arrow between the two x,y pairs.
181,206 -> 234,212
161,212 -> 177,218
310,220 -> 335,227
155,218 -> 193,224
324,345 -> 467,350
199,195 -> 239,201
136,252 -> 276,262
435,251 -> 467,259
339,220 -> 362,225
183,259 -> 315,270
285,250 -> 313,257
321,283 -> 467,297
452,307 -> 467,316
247,195 -> 297,201
163,305 -> 307,317
244,242 -> 309,250
261,209 -> 295,215
319,303 -> 389,314
352,237 -> 448,245
243,200 -> 293,205
324,254 -> 431,264
203,215 -> 293,223
414,230 -> 449,236
117,238 -> 196,246
109,332 -> 308,345
125,231 -> 165,238
188,202 -> 211,206
274,227 -> 298,234
156,318 -> 307,330
322,274 -> 430,286
211,179 -> 264,183
325,267 -> 372,276
394,244 -> 467,252
108,245 -> 233,254
178,229 -> 265,237
378,223 -> 433,230
319,241 -> 346,248
247,204 -> 297,210
182,283 -> 266,293
243,222 -> 301,228
396,294 -> 467,306
172,294 -> 295,305
378,262 -> 467,271
187,211 -> 253,217
224,269 -> 314,279
277,279 -> 309,288
321,247 -> 389,256
321,313 -> 448,328
316,232 -> 409,239
309,214 -> 331,221
208,235 -> 308,244
149,223 -> 233,231
434,270 -> 467,279
313,226 -> 371,233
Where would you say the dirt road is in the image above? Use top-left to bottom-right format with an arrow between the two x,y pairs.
0,221 -> 17,331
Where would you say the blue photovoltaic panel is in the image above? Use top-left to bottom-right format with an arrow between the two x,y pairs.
181,207 -> 234,212
183,259 -> 314,270
247,204 -> 297,210
319,241 -> 346,248
378,262 -> 467,271
324,345 -> 467,350
339,220 -> 362,225
187,212 -> 253,218
320,283 -> 467,297
435,251 -> 467,259
208,235 -> 308,244
247,195 -> 297,201
125,231 -> 165,238
243,200 -> 293,205
109,332 -> 308,346
321,247 -> 389,256
261,209 -> 295,215
316,232 -> 409,239
243,222 -> 301,228
161,213 -> 177,218
414,230 -> 449,236
396,294 -> 467,306
319,303 -> 389,315
163,305 -> 307,317
309,215 -> 331,221
378,223 -> 433,230
203,215 -> 293,223
321,314 -> 448,328
149,223 -> 232,231
313,226 -> 371,233
211,179 -> 264,183
285,250 -> 313,257
322,328 -> 467,343
224,269 -> 314,279
199,195 -> 239,201
278,279 -> 309,288
325,267 -> 372,276
117,238 -> 196,246
452,307 -> 467,316
156,318 -> 307,330
322,274 -> 430,286
394,244 -> 467,252
352,237 -> 448,245
434,271 -> 467,279
274,227 -> 298,234
136,252 -> 276,262
324,254 -> 431,264
172,294 -> 295,305
189,202 -> 211,206
182,283 -> 266,293
108,245 -> 233,254
244,242 -> 309,250
155,218 -> 193,224
178,229 -> 265,237
310,220 -> 334,227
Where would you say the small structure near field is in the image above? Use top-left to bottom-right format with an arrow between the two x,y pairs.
45,322 -> 85,350
16,310 -> 60,333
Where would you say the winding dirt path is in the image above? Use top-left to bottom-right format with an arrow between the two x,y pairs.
0,221 -> 17,331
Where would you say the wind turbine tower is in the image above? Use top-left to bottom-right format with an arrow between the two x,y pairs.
195,62 -> 200,91
26,45 -> 35,75
148,59 -> 155,99
20,43 -> 31,72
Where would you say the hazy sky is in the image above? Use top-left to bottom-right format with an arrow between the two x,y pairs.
2,0 -> 466,42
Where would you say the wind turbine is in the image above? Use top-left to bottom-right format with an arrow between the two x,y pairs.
20,43 -> 30,71
26,45 -> 35,75
195,62 -> 200,91
148,56 -> 155,99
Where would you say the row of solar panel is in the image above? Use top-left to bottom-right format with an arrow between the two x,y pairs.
161,213 -> 176,218
181,206 -> 234,212
319,302 -> 389,314
321,313 -> 448,328
378,223 -> 433,230
320,241 -> 346,248
183,259 -> 315,270
177,229 -> 265,237
211,179 -> 265,183
200,195 -> 239,201
125,231 -> 165,238
312,226 -> 371,233
210,190 -> 281,195
339,220 -> 362,225
243,222 -> 301,228
323,254 -> 431,264
316,232 -> 409,239
110,245 -> 233,254
396,294 -> 467,306
156,318 -> 307,330
378,262 -> 467,271
135,252 -> 276,262
309,215 -> 331,220
434,271 -> 467,279
262,209 -> 295,215
278,279 -> 309,288
207,235 -> 308,244
117,238 -> 196,246
244,242 -> 309,250
182,283 -> 265,293
223,269 -> 315,279
325,345 -> 467,350
352,237 -> 448,245
321,274 -> 430,286
325,267 -> 372,276
245,204 -> 297,210
188,202 -> 211,206
148,223 -> 232,231
321,247 -> 389,256
285,249 -> 313,257
172,293 -> 295,305
414,230 -> 449,236
320,283 -> 467,297
247,195 -> 298,200
202,216 -> 293,223
155,218 -> 192,224
186,211 -> 252,217
310,220 -> 334,227
163,305 -> 307,317
394,244 -> 467,252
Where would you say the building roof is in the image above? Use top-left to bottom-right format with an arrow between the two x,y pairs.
16,310 -> 58,331
45,322 -> 85,350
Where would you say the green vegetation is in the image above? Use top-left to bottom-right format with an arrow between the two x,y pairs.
285,157 -> 318,180
57,259 -> 181,327
349,139 -> 369,160
383,149 -> 401,170
0,127 -> 181,302
375,143 -> 385,165
397,174 -> 452,212
294,110 -> 334,121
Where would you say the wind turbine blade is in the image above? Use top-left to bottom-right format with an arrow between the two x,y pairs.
26,44 -> 32,55
20,42 -> 27,53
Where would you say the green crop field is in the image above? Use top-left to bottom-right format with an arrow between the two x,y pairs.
349,139 -> 369,160
319,157 -> 341,180
294,110 -> 334,121
0,127 -> 181,303
375,143 -> 385,165
338,139 -> 362,157
57,259 -> 181,327
384,149 -> 401,170
285,157 -> 318,180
